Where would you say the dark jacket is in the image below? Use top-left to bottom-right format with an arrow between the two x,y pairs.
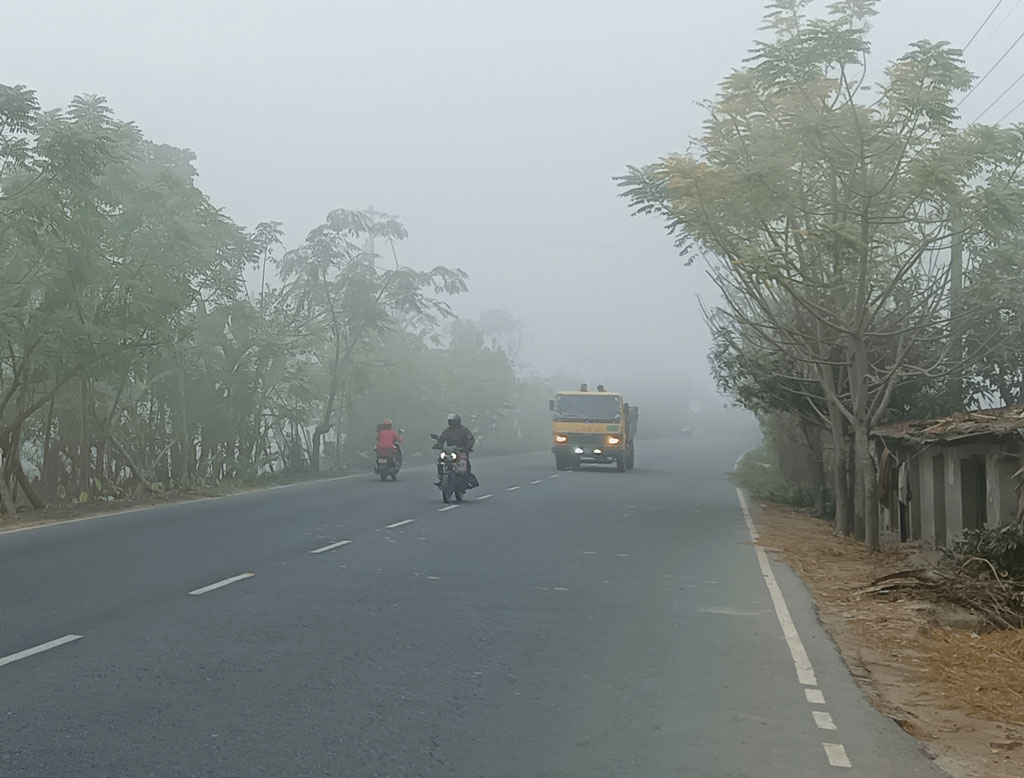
438,424 -> 475,450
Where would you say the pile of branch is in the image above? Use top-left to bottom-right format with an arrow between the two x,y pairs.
864,560 -> 1024,631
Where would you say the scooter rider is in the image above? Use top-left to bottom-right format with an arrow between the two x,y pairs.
433,412 -> 479,487
375,419 -> 403,466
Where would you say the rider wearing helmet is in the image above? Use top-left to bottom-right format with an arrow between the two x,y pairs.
375,419 -> 404,465
434,413 -> 478,487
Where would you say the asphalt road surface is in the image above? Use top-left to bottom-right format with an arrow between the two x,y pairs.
1,435 -> 947,777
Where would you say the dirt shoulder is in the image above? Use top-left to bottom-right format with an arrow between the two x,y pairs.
752,501 -> 1024,778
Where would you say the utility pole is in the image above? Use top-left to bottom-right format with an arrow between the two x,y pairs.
951,205 -> 965,408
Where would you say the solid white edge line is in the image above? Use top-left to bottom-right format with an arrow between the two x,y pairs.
805,688 -> 826,705
823,743 -> 852,768
812,710 -> 837,731
438,505 -> 459,512
0,634 -> 83,668
506,486 -> 521,491
385,519 -> 414,529
736,486 -> 819,687
310,539 -> 353,554
476,494 -> 493,501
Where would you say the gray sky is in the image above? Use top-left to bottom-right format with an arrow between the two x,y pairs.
3,0 -> 1018,398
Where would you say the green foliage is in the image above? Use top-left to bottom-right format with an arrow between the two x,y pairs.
947,524 -> 1024,580
619,0 -> 1024,544
733,445 -> 819,509
0,87 -> 546,513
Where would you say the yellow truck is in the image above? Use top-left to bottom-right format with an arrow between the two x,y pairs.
548,390 -> 638,472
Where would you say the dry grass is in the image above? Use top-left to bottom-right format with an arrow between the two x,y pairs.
755,503 -> 1024,778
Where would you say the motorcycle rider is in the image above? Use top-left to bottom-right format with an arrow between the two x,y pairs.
375,419 -> 403,466
433,412 -> 478,488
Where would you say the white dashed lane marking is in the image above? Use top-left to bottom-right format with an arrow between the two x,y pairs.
0,635 -> 83,668
812,711 -> 837,731
310,540 -> 353,555
506,486 -> 520,491
823,744 -> 852,768
476,494 -> 493,501
549,474 -> 559,478
529,480 -> 542,484
385,519 -> 414,529
806,689 -> 826,705
188,572 -> 254,594
438,505 -> 459,512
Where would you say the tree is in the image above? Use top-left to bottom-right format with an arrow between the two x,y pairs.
280,208 -> 467,471
619,0 -> 1024,548
0,85 -> 554,516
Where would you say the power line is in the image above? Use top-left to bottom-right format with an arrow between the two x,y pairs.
997,92 -> 1024,123
965,0 -> 1006,51
974,68 -> 1024,121
958,28 -> 1024,107
975,0 -> 1024,53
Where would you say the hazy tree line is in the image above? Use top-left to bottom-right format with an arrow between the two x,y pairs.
621,1 -> 1024,548
0,85 -> 554,515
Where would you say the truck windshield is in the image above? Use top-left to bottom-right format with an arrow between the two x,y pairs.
554,395 -> 621,421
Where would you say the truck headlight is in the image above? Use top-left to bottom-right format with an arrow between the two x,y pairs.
607,436 -> 621,445
554,434 -> 568,443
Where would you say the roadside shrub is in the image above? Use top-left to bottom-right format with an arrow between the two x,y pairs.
947,523 -> 1024,580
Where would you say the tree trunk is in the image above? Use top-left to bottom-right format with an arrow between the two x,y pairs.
863,437 -> 880,551
853,420 -> 879,548
14,460 -> 44,510
0,450 -> 16,515
79,379 -> 90,499
310,428 -> 323,472
828,404 -> 851,535
177,365 -> 190,490
800,419 -> 827,518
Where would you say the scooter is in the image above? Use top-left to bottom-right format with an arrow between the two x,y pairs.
374,430 -> 403,481
430,434 -> 472,503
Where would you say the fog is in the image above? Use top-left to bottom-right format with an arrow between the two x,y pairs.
4,0 -> 1016,403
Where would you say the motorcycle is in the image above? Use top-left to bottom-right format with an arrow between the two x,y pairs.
430,433 -> 472,503
374,430 -> 403,481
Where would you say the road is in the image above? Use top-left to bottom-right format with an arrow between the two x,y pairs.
0,435 -> 946,778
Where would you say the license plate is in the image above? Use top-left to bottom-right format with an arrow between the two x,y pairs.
377,458 -> 389,464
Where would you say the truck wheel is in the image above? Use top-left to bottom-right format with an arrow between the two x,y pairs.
555,453 -> 569,471
626,446 -> 635,470
616,456 -> 626,472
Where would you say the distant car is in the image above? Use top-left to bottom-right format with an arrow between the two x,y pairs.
679,426 -> 693,438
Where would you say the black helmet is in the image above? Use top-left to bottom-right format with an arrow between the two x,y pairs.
447,412 -> 461,426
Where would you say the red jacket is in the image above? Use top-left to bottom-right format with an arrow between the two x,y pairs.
376,429 -> 403,450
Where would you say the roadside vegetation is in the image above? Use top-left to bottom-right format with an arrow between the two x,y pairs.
0,87 -> 561,519
621,0 -> 1024,550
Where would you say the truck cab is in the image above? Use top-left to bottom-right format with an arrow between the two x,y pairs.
549,390 -> 637,472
